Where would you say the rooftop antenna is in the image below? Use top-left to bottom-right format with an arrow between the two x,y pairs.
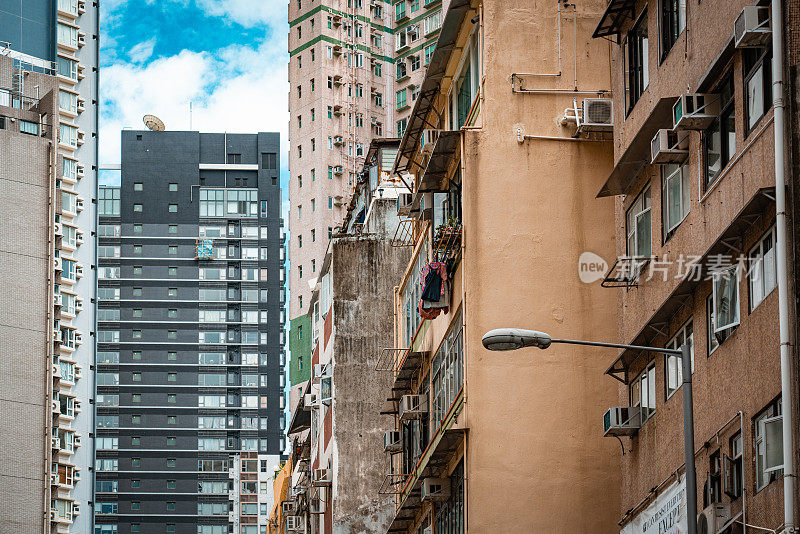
142,114 -> 165,131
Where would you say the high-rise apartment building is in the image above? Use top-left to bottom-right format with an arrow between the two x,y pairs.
0,1 -> 98,532
287,0 -> 449,379
94,130 -> 286,534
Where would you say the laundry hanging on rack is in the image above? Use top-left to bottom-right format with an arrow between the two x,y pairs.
418,261 -> 449,320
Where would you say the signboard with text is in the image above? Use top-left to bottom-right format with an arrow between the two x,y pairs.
621,476 -> 687,534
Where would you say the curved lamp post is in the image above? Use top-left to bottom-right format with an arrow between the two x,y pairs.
482,328 -> 697,534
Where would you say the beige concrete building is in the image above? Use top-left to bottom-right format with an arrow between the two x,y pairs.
0,55 -> 59,533
378,0 -> 623,531
590,0 -> 800,531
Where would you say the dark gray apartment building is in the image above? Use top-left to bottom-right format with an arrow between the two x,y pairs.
95,130 -> 286,534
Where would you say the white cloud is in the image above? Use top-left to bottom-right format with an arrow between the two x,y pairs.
196,0 -> 286,28
128,37 -> 157,63
100,36 -> 289,168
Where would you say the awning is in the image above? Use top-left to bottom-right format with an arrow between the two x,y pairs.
597,97 -> 676,198
592,0 -> 638,39
287,381 -> 311,434
392,0 -> 473,176
697,35 -> 735,92
418,130 -> 461,192
605,188 -> 776,383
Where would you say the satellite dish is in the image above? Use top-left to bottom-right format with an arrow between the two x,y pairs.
143,114 -> 165,131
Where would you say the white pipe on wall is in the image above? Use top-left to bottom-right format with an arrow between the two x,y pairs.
769,0 -> 795,531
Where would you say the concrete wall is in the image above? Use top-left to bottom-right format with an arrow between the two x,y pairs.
331,236 -> 410,533
0,96 -> 54,534
460,0 -> 621,531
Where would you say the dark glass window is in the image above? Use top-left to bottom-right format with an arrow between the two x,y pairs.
743,47 -> 772,135
625,9 -> 649,114
660,0 -> 685,61
704,74 -> 735,188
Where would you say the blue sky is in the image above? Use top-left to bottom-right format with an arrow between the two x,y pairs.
99,0 -> 290,193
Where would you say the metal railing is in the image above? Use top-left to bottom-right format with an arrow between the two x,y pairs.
0,114 -> 49,137
0,86 -> 40,111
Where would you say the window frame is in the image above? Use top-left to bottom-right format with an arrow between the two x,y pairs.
664,319 -> 693,400
625,8 -> 650,115
748,225 -> 777,311
629,361 -> 656,421
626,185 -> 652,258
743,46 -> 772,136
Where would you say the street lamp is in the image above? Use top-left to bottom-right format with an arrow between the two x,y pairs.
482,328 -> 697,534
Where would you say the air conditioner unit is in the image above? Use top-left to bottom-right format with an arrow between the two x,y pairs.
74,400 -> 82,413
734,6 -> 771,48
333,45 -> 343,54
76,164 -> 85,178
76,197 -> 85,211
581,98 -> 613,132
76,130 -> 85,146
397,192 -> 413,216
78,0 -> 86,13
603,406 -> 643,437
54,223 -> 63,236
333,165 -> 344,175
52,437 -> 60,449
73,503 -> 80,515
421,477 -> 450,502
312,468 -> 331,486
333,136 -> 344,145
650,129 -> 688,165
77,32 -> 86,47
50,509 -> 57,521
53,364 -> 61,378
75,332 -> 83,345
51,473 -> 59,485
286,515 -> 304,531
77,65 -> 86,80
420,129 -> 441,156
383,430 -> 402,452
75,298 -> 83,311
53,329 -> 63,343
54,257 -> 63,271
74,434 -> 81,446
76,231 -> 83,245
76,99 -> 85,112
697,503 -> 731,534
673,93 -> 720,130
304,393 -> 318,408
399,394 -> 427,421
75,264 -> 84,278
281,500 -> 297,514
51,400 -> 59,412
54,293 -> 63,307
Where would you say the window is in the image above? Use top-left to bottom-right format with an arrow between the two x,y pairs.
133,351 -> 142,360
133,372 -> 141,382
396,88 -> 408,109
397,60 -> 407,79
659,0 -> 685,61
626,185 -> 651,258
133,245 -> 142,254
57,22 -> 78,47
397,118 -> 408,137
744,47 -> 772,134
167,458 -> 176,468
755,398 -> 783,491
169,246 -> 177,255
168,288 -> 177,297
133,203 -> 143,212
134,182 -> 143,191
625,9 -> 649,113
662,163 -> 689,237
711,265 -> 740,338
168,204 -> 177,213
749,225 -> 777,310
424,10 -> 442,34
168,351 -> 177,360
704,74 -> 735,188
57,56 -> 78,79
395,1 -> 406,20
98,188 -> 120,216
59,90 -> 77,113
261,152 -> 277,169
169,266 -> 177,276
425,43 -> 435,65
630,362 -> 656,420
664,320 -> 693,399
168,372 -> 177,381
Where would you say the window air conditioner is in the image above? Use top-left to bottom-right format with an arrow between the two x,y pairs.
333,165 -> 344,175
74,400 -> 82,413
421,477 -> 450,502
77,32 -> 86,47
312,468 -> 331,486
54,222 -> 63,236
51,473 -> 59,485
51,400 -> 59,412
76,231 -> 83,245
399,394 -> 427,421
76,197 -> 85,211
397,192 -> 413,216
420,129 -> 441,156
75,297 -> 83,311
734,6 -> 771,48
697,503 -> 730,534
673,93 -> 720,130
603,406 -> 643,437
286,515 -> 304,531
76,99 -> 85,112
74,434 -> 81,446
333,135 -> 344,145
76,130 -> 85,146
53,364 -> 61,378
650,129 -> 688,165
73,503 -> 80,515
78,0 -> 86,14
75,332 -> 83,345
53,329 -> 63,343
50,509 -> 57,521
281,500 -> 297,515
304,393 -> 318,408
74,365 -> 82,379
75,264 -> 84,278
54,293 -> 63,307
76,164 -> 85,177
581,98 -> 613,132
310,497 -> 326,514
383,430 -> 402,452
52,437 -> 60,449
54,257 -> 63,271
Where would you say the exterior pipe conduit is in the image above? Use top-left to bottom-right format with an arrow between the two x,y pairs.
770,0 -> 795,531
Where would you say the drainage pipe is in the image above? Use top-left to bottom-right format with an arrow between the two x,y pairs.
770,0 -> 795,531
